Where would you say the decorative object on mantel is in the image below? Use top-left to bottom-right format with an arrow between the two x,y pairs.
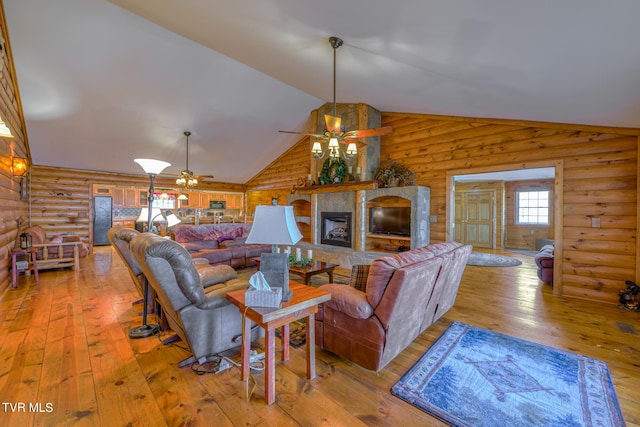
319,157 -> 347,185
278,36 -> 392,161
375,160 -> 414,187
291,180 -> 379,194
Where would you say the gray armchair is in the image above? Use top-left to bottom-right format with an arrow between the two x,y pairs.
129,232 -> 260,366
108,226 -> 149,303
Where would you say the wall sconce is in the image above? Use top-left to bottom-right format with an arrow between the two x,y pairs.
12,157 -> 28,177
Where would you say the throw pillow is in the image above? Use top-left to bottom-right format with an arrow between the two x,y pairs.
349,264 -> 370,292
218,234 -> 235,243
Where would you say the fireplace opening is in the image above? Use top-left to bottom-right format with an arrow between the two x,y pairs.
321,212 -> 352,248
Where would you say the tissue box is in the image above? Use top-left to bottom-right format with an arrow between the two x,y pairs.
245,287 -> 282,308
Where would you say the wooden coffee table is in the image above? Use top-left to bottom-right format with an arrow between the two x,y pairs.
253,257 -> 338,286
226,282 -> 331,405
289,260 -> 338,286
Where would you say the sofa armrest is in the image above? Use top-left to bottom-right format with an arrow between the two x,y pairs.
196,264 -> 238,288
319,283 -> 373,319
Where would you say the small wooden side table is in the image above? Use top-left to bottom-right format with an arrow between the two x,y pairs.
226,282 -> 331,405
11,248 -> 40,288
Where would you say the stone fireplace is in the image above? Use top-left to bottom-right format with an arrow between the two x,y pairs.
287,185 -> 431,269
320,212 -> 352,248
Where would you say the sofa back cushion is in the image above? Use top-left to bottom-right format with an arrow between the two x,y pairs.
174,223 -> 252,244
365,246 -> 435,308
24,225 -> 47,245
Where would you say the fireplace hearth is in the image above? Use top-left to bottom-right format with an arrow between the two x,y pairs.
321,212 -> 352,248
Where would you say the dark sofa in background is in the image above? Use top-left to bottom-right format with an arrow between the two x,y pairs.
173,223 -> 271,268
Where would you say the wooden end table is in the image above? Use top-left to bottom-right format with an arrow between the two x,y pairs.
225,281 -> 331,405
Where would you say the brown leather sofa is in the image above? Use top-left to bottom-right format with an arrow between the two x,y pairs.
315,242 -> 472,371
174,223 -> 271,268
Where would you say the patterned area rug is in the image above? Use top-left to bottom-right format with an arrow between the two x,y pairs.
392,322 -> 625,427
467,252 -> 522,267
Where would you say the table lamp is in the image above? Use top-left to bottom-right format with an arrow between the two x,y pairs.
246,205 -> 302,301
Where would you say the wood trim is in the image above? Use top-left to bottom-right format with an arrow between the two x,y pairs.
292,180 -> 379,194
383,111 -> 640,136
446,160 -> 564,294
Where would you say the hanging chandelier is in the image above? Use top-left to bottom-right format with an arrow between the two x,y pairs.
176,131 -> 198,189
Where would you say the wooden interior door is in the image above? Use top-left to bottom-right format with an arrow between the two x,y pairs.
454,190 -> 495,248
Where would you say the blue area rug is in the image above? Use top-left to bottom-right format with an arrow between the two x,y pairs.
391,322 -> 625,427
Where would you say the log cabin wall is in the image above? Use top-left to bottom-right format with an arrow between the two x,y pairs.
504,179 -> 554,250
381,112 -> 639,304
29,165 -> 246,248
245,135 -> 311,218
0,2 -> 30,293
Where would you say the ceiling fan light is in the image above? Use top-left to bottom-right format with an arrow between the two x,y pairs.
176,177 -> 185,186
328,137 -> 339,149
191,178 -> 198,186
311,141 -> 323,154
346,143 -> 357,155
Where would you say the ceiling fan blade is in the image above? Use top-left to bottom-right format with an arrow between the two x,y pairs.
324,115 -> 342,133
195,175 -> 214,179
343,126 -> 394,139
278,130 -> 325,138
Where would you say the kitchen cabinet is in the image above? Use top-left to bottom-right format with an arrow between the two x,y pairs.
93,185 -> 112,195
138,190 -> 149,207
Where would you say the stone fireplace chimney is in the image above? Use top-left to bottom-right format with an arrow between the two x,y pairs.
310,103 -> 381,181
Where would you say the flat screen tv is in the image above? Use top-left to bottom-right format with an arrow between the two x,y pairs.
369,206 -> 411,237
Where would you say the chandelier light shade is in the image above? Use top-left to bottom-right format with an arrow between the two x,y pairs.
134,158 -> 171,175
245,205 -> 303,246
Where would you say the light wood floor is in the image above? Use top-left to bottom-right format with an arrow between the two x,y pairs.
1,247 -> 638,426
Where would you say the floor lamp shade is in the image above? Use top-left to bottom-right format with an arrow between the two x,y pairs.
134,158 -> 171,175
245,206 -> 302,245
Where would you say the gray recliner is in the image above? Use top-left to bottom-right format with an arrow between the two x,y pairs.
129,232 -> 260,366
108,226 -> 152,304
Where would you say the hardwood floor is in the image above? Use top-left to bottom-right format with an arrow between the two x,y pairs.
1,247 -> 638,426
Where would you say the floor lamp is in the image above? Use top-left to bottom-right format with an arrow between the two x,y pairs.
130,158 -> 171,339
245,205 -> 303,301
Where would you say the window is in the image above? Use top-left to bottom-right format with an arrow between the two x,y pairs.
516,190 -> 549,225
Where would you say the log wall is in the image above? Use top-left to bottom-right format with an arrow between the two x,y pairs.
0,2 -> 29,294
245,135 -> 311,217
381,113 -> 639,304
248,112 -> 639,304
504,179 -> 554,250
29,165 -> 246,248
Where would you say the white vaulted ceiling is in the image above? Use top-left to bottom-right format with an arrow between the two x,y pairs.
5,0 -> 640,183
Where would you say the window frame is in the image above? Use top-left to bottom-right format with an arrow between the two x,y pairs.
515,188 -> 551,226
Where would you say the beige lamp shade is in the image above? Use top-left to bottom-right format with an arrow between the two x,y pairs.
245,205 -> 302,245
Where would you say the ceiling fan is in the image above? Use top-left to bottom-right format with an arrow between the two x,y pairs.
279,36 -> 393,153
175,131 -> 213,189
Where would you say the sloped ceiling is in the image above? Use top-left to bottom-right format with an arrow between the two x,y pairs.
5,0 -> 640,183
